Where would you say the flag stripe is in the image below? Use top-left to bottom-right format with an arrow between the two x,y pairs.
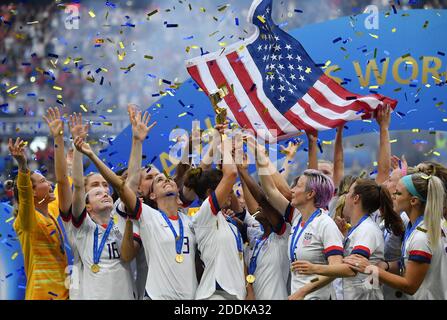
215,57 -> 274,136
195,62 -> 239,124
284,108 -> 321,132
303,91 -> 362,120
206,60 -> 255,131
187,65 -> 210,96
319,75 -> 381,112
309,86 -> 369,114
298,97 -> 347,128
226,51 -> 285,137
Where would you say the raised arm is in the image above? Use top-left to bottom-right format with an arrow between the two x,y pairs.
200,121 -> 226,171
375,104 -> 391,184
120,218 -> 140,262
333,126 -> 344,188
68,113 -> 90,219
126,105 -> 156,192
74,137 -> 138,216
214,134 -> 238,208
248,136 -> 289,214
9,138 -> 37,231
307,131 -> 318,170
43,107 -> 71,215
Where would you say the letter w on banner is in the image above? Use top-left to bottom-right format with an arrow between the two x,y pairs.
186,0 -> 397,141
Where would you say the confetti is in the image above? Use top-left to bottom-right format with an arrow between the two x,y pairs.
433,151 -> 441,156
147,9 -> 158,18
257,15 -> 266,24
88,10 -> 96,18
332,37 -> 342,44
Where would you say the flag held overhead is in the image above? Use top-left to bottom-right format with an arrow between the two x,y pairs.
185,0 -> 397,141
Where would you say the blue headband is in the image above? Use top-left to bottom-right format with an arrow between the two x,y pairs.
401,175 -> 426,202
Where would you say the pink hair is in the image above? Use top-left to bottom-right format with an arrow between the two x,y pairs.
303,169 -> 335,208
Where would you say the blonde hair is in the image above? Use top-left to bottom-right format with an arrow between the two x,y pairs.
412,174 -> 445,247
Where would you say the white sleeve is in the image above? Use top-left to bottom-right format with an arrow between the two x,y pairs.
349,226 -> 379,260
319,216 -> 344,260
407,231 -> 433,264
71,208 -> 96,239
192,192 -> 219,227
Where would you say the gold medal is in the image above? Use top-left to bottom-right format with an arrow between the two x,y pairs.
239,252 -> 243,260
246,274 -> 256,284
91,264 -> 100,273
175,254 -> 184,263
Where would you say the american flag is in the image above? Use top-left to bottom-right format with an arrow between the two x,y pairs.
186,0 -> 397,140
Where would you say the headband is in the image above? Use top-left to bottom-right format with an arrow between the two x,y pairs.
401,175 -> 426,202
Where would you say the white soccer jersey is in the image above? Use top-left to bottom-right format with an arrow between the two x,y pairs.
60,214 -> 83,300
284,204 -> 344,300
192,192 -> 246,300
244,213 -> 290,300
402,220 -> 447,300
114,200 -> 148,300
71,209 -> 135,300
130,199 -> 197,300
379,211 -> 409,300
343,216 -> 385,300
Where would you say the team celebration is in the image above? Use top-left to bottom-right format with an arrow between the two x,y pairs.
1,0 -> 447,302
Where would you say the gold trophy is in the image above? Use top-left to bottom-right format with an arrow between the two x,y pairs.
209,85 -> 229,125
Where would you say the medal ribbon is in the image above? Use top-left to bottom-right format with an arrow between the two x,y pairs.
93,218 -> 114,265
159,211 -> 184,255
289,209 -> 320,262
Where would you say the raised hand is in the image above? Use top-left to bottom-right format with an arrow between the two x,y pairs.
214,120 -> 229,136
8,137 -> 28,171
69,112 -> 89,140
280,139 -> 302,159
376,104 -> 391,128
391,154 -> 408,173
128,104 -> 157,142
43,107 -> 64,137
73,136 -> 94,157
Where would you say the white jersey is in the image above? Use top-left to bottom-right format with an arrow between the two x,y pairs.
130,199 -> 197,300
114,202 -> 147,299
244,213 -> 290,300
61,214 -> 83,300
192,192 -> 246,300
285,204 -> 344,300
343,216 -> 384,300
71,209 -> 135,300
402,220 -> 447,300
379,211 -> 409,300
